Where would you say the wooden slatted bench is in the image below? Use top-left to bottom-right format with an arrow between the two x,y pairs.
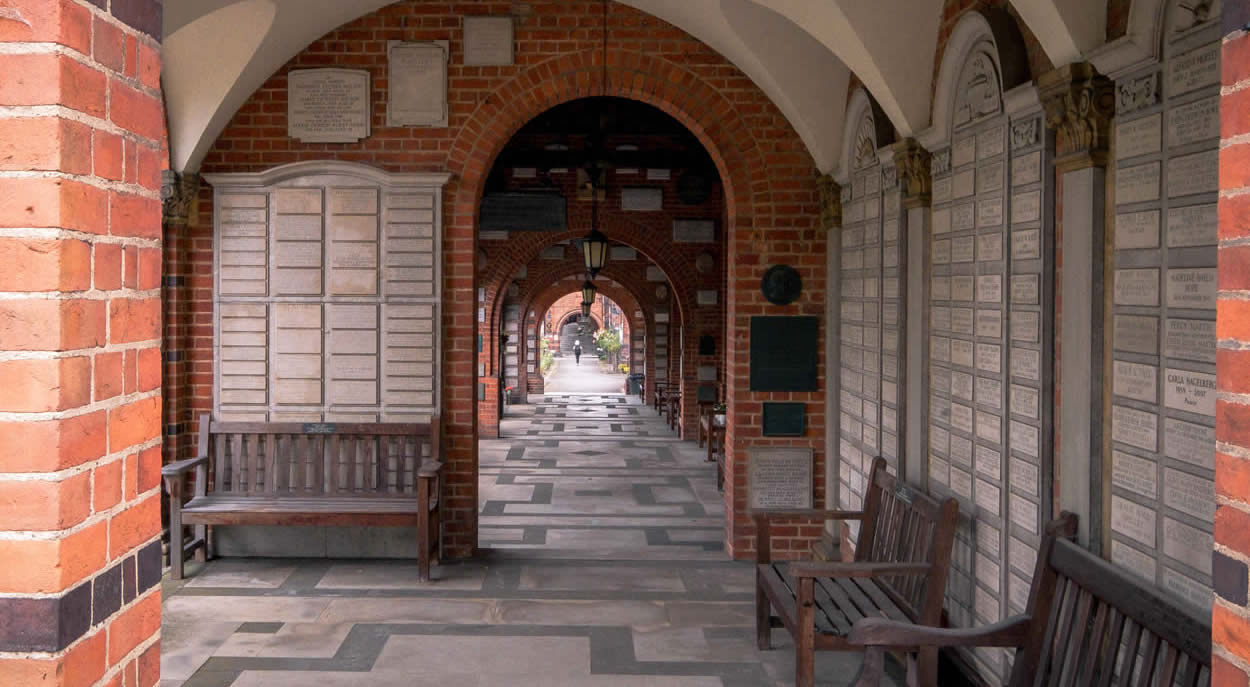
162,415 -> 443,581
754,457 -> 959,687
654,382 -> 670,414
849,512 -> 1212,687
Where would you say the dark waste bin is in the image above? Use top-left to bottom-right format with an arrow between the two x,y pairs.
627,373 -> 644,395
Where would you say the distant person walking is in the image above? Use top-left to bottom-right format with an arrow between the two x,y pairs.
573,341 -> 582,365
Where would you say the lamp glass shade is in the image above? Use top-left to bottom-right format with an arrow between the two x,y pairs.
581,279 -> 597,305
580,303 -> 591,317
582,228 -> 609,275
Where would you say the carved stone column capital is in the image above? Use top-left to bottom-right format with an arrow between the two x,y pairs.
817,174 -> 842,230
892,138 -> 931,209
161,171 -> 201,226
1039,62 -> 1114,171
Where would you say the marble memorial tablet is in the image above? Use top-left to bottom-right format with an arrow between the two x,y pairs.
951,371 -> 974,400
1009,496 -> 1038,534
463,16 -> 514,66
1164,368 -> 1216,416
1163,517 -> 1212,574
977,197 -> 1004,228
977,275 -> 1002,303
748,448 -> 814,509
1164,318 -> 1216,363
1166,268 -> 1216,310
1114,268 -> 1160,306
975,444 -> 1000,479
1012,151 -> 1041,186
1011,190 -> 1041,224
933,336 -> 952,362
387,42 -> 448,127
932,208 -> 952,235
1011,311 -> 1040,343
953,169 -> 976,199
1113,449 -> 1157,498
1010,275 -> 1039,305
1164,418 -> 1215,470
1168,97 -> 1219,147
952,340 -> 975,367
1111,540 -> 1157,581
953,203 -> 976,232
977,162 -> 1004,195
621,187 -> 663,211
1010,347 -> 1041,382
1164,467 -> 1214,520
1167,204 -> 1217,247
952,276 -> 974,302
951,403 -> 975,434
976,410 -> 1001,442
1116,162 -> 1161,205
977,377 -> 1002,410
673,219 -> 715,243
950,468 -> 973,501
933,177 -> 953,204
953,137 -> 977,168
978,234 -> 1004,262
978,127 -> 1005,160
1010,384 -> 1039,419
977,309 -> 1003,338
1116,209 -> 1161,250
1112,495 -> 1156,546
1114,315 -> 1160,355
1112,405 -> 1159,452
287,69 -> 371,143
933,239 -> 952,264
1162,569 -> 1213,613
952,308 -> 975,335
1012,229 -> 1041,260
952,237 -> 976,263
1168,42 -> 1220,96
1010,420 -> 1039,458
1113,360 -> 1158,403
974,478 -> 1001,516
1115,113 -> 1161,160
1167,150 -> 1218,198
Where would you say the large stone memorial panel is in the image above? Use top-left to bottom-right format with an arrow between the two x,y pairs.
748,448 -> 814,509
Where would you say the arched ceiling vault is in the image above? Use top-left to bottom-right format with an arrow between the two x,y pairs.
163,0 -> 1111,175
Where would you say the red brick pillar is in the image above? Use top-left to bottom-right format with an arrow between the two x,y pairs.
0,1 -> 164,684
1214,4 -> 1250,680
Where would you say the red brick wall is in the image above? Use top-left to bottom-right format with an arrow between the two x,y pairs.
0,0 -> 164,684
1213,11 -> 1250,681
182,0 -> 823,559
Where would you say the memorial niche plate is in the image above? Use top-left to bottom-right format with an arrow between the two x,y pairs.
1164,318 -> 1216,363
387,41 -> 448,127
1165,418 -> 1215,470
1115,162 -> 1161,205
1167,150 -> 1219,198
1116,210 -> 1161,250
1012,229 -> 1041,260
1010,311 -> 1040,343
748,448 -> 813,509
287,69 -> 371,143
1114,314 -> 1160,355
749,317 -> 818,391
763,403 -> 806,437
1012,151 -> 1041,186
463,16 -> 514,66
1168,204 -> 1217,247
1168,97 -> 1220,147
1113,449 -> 1158,498
1114,269 -> 1160,306
1115,113 -> 1162,160
1166,268 -> 1217,310
1113,360 -> 1158,403
1164,368 -> 1217,416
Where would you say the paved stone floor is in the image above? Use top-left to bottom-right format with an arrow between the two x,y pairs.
543,355 -> 630,393
160,394 -> 900,686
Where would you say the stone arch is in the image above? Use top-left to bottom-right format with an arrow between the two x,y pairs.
837,88 -> 896,180
930,8 -> 1033,137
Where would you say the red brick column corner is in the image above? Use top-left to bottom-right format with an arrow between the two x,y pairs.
0,1 -> 165,685
1214,2 -> 1250,680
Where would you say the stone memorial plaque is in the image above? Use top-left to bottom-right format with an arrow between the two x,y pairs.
1114,315 -> 1160,355
1011,453 -> 1039,494
951,435 -> 974,468
933,239 -> 952,264
933,276 -> 952,301
1114,269 -> 1160,306
697,290 -> 718,306
1009,573 -> 1031,612
1116,162 -> 1161,205
748,448 -> 813,509
673,219 -> 715,243
953,237 -> 976,263
1168,204 -> 1217,247
1164,318 -> 1216,363
1168,42 -> 1220,96
276,188 -> 323,215
932,423 -> 950,453
1116,210 -> 1161,250
1012,229 -> 1041,260
1010,347 -> 1041,382
1163,517 -> 1212,574
953,137 -> 977,168
1009,537 -> 1035,576
1010,419 -> 1039,457
930,458 -> 950,486
1115,113 -> 1162,160
1162,569 -> 1213,613
976,309 -> 1003,338
933,307 -> 952,332
1164,368 -> 1216,416
951,340 -> 975,367
951,403 -> 975,434
329,188 -> 378,215
978,161 -> 1005,195
610,246 -> 637,261
1112,541 -> 1158,581
1012,151 -> 1041,186
975,478 -> 1001,517
952,371 -> 974,400
1010,275 -> 1039,305
933,176 -> 953,204
952,276 -> 975,302
1167,150 -> 1218,198
977,197 -> 1004,228
953,203 -> 976,232
621,187 -> 663,211
463,16 -> 514,66
1113,449 -> 1157,498
1165,418 -> 1215,470
1010,311 -> 1040,343
1011,190 -> 1041,224
977,521 -> 1001,558
976,276 -> 1002,303
952,308 -> 975,335
1164,467 -> 1214,520
950,468 -> 973,501
1112,495 -> 1156,546
387,41 -> 448,127
1010,496 -> 1038,534
978,127 -> 1005,160
1166,268 -> 1216,310
978,234 -> 1004,262
287,69 -> 371,143
975,444 -> 1000,479
953,169 -> 976,199
932,208 -> 952,235
976,410 -> 1001,442
1006,380 -> 1041,420
933,336 -> 952,362
1112,405 -> 1159,452
1169,97 -> 1219,147
1113,360 -> 1158,403
646,265 -> 666,282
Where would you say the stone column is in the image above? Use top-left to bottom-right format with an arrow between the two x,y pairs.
0,0 -> 165,683
895,139 -> 933,488
162,171 -> 200,466
1039,62 -> 1114,549
818,173 -> 842,559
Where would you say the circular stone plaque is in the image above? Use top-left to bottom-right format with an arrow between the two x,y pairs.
695,252 -> 715,274
761,264 -> 802,305
655,284 -> 669,300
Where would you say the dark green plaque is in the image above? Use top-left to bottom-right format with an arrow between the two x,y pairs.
302,423 -> 337,434
749,316 -> 819,391
763,403 -> 806,436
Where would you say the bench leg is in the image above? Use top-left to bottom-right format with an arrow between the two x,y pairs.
755,569 -> 772,650
193,523 -> 207,563
796,577 -> 815,687
169,506 -> 184,580
912,648 -> 938,687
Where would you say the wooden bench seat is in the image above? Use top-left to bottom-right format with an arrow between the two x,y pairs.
163,415 -> 443,581
755,457 -> 958,687
848,512 -> 1213,687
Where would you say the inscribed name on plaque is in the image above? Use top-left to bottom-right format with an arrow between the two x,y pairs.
463,16 -> 514,66
748,448 -> 813,509
387,41 -> 448,127
288,69 -> 371,143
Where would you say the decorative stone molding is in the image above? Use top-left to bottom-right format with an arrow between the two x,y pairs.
817,174 -> 842,230
930,149 -> 951,177
893,139 -> 932,209
1039,62 -> 1115,169
1115,73 -> 1158,115
881,165 -> 898,191
161,170 -> 200,225
1011,117 -> 1040,149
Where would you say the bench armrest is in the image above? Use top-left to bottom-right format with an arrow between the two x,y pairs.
417,460 -> 444,478
848,615 -> 1032,650
752,509 -> 867,520
789,561 -> 932,579
161,455 -> 208,476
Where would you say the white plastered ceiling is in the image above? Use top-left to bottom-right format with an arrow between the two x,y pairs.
162,0 -> 1115,175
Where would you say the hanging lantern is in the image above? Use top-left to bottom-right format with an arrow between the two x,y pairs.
580,303 -> 592,318
582,228 -> 609,277
581,279 -> 597,305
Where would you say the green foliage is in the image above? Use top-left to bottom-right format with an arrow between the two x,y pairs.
540,350 -> 555,375
594,329 -> 622,355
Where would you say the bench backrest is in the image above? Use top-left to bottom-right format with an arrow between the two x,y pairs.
1010,514 -> 1211,687
197,414 -> 440,497
855,457 -> 959,624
